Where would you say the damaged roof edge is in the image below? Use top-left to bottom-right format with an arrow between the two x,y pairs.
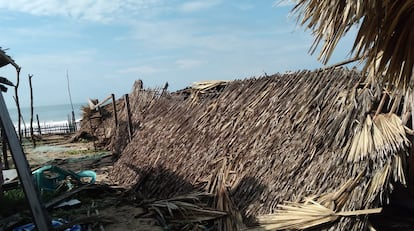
0,47 -> 20,70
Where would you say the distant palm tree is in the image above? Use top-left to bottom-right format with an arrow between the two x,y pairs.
294,0 -> 414,91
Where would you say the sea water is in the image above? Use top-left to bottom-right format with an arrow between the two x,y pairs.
7,103 -> 85,127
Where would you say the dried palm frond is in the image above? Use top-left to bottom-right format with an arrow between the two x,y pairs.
365,151 -> 408,204
347,113 -> 409,163
250,172 -> 377,231
392,152 -> 407,186
192,81 -> 228,92
190,80 -> 229,103
365,164 -> 391,204
145,192 -> 227,227
254,200 -> 381,231
206,157 -> 245,231
373,113 -> 410,154
293,0 -> 414,91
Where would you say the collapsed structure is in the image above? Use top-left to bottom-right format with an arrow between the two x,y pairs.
81,68 -> 414,230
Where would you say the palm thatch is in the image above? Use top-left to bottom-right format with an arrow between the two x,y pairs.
293,0 -> 414,91
74,80 -> 166,150
143,192 -> 227,230
96,68 -> 414,230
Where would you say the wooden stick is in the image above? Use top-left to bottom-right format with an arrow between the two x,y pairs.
111,94 -> 118,127
124,94 -> 133,141
29,74 -> 36,147
375,92 -> 388,116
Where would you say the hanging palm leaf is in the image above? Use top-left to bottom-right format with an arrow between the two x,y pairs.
250,172 -> 381,231
347,113 -> 409,163
294,0 -> 414,91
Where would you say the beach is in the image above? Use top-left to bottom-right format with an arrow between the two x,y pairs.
8,103 -> 84,127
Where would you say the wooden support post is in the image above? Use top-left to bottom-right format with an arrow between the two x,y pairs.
71,110 -> 77,132
28,74 -> 35,147
0,153 -> 3,198
67,114 -> 71,132
89,116 -> 97,151
124,94 -> 133,141
36,114 -> 42,135
161,81 -> 169,96
0,91 -> 51,230
111,94 -> 118,128
2,127 -> 9,169
0,129 -> 3,198
14,68 -> 22,142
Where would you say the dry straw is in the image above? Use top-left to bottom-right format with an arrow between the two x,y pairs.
250,171 -> 382,230
294,0 -> 414,91
347,113 -> 410,163
94,68 -> 414,230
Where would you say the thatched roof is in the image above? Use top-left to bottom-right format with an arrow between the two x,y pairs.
104,68 -> 413,230
293,1 -> 414,92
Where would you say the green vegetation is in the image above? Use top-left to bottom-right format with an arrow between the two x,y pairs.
0,189 -> 28,217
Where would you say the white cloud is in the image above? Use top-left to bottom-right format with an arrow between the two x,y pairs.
17,49 -> 97,71
176,59 -> 204,69
119,17 -> 305,58
179,1 -> 221,13
118,66 -> 161,75
0,0 -> 162,22
273,0 -> 297,7
119,19 -> 199,49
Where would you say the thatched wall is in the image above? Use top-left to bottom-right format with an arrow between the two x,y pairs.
104,68 -> 411,230
75,81 -> 169,151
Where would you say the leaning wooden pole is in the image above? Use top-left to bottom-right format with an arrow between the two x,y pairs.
14,67 -> 22,141
111,94 -> 118,128
0,153 -> 3,198
28,74 -> 35,147
36,114 -> 42,135
0,90 -> 51,230
66,70 -> 76,132
124,94 -> 133,141
1,127 -> 9,169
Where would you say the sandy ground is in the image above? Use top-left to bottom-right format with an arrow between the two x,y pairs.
9,134 -> 163,231
22,134 -> 113,184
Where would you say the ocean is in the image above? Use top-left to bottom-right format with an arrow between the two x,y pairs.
7,103 -> 85,127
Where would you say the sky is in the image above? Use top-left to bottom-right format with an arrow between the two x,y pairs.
0,0 -> 358,108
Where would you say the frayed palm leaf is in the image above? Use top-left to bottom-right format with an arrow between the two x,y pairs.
145,192 -> 227,227
294,0 -> 414,91
347,113 -> 409,163
206,157 -> 245,231
249,172 -> 380,231
254,200 -> 381,231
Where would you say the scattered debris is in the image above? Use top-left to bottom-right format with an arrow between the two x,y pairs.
2,169 -> 18,184
32,165 -> 96,193
54,199 -> 81,209
12,219 -> 81,231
